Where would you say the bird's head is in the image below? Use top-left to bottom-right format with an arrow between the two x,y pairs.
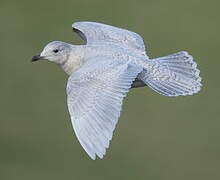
32,41 -> 72,64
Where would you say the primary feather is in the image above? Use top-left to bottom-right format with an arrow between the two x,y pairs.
67,57 -> 142,159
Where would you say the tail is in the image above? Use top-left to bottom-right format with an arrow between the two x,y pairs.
138,51 -> 202,96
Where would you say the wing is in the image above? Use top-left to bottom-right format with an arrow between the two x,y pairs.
66,57 -> 143,159
72,21 -> 146,54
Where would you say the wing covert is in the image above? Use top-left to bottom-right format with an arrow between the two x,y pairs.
72,21 -> 146,54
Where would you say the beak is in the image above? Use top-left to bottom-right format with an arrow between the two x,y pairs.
31,55 -> 43,62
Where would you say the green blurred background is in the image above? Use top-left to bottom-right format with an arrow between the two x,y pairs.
0,0 -> 219,179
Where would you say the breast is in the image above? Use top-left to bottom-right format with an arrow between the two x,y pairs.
61,50 -> 85,75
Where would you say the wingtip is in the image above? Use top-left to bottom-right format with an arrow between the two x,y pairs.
88,153 -> 96,160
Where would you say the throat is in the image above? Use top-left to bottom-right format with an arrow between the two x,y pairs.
60,45 -> 86,75
61,59 -> 83,75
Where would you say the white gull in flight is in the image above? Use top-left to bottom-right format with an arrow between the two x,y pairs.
32,21 -> 202,160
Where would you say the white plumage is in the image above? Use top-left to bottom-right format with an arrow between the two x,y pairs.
32,21 -> 202,160
67,57 -> 142,159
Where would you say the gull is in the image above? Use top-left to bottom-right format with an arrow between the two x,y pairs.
32,21 -> 202,160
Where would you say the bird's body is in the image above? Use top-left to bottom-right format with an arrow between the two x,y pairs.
56,43 -> 148,75
32,21 -> 202,159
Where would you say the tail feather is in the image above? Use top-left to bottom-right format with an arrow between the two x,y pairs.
139,51 -> 202,96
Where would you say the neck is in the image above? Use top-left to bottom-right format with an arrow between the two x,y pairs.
60,45 -> 85,75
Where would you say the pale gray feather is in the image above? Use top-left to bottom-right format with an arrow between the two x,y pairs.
66,56 -> 143,159
72,21 -> 147,55
138,51 -> 202,96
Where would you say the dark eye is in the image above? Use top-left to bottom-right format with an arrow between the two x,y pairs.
53,49 -> 59,53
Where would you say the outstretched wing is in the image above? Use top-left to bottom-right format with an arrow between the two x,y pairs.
72,21 -> 146,54
66,56 -> 142,159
